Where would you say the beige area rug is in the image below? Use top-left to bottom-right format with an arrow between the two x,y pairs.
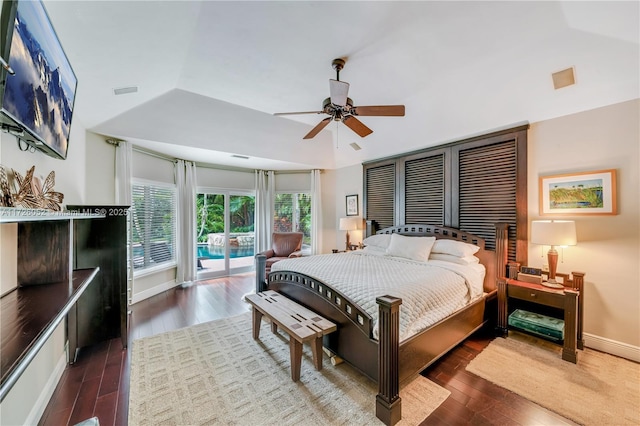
129,312 -> 450,425
466,333 -> 640,425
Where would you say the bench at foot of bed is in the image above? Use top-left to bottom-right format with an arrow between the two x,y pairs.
245,290 -> 337,381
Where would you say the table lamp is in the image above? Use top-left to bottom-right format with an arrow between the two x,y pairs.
339,217 -> 358,251
531,220 -> 577,288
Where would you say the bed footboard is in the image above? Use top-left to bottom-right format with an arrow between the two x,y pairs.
376,295 -> 402,426
255,255 -> 267,292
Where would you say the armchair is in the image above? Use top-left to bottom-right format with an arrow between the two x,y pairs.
256,232 -> 304,275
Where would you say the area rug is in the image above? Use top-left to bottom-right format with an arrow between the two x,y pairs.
129,312 -> 450,425
466,333 -> 640,425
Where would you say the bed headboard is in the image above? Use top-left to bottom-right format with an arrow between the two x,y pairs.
367,222 -> 508,294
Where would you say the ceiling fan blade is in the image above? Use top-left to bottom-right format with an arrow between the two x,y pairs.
352,105 -> 405,116
303,117 -> 332,139
342,115 -> 373,138
274,110 -> 323,116
329,79 -> 349,107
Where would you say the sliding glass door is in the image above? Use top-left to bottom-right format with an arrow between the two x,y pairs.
196,189 -> 255,279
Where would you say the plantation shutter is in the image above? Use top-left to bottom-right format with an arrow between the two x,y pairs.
364,163 -> 395,230
404,153 -> 445,225
456,140 -> 518,259
131,181 -> 177,271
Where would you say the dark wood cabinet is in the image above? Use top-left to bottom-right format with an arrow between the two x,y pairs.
67,205 -> 129,352
0,209 -> 101,401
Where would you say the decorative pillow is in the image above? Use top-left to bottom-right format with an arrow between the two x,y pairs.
385,234 -> 436,262
361,245 -> 387,255
431,239 -> 480,257
429,253 -> 480,265
362,233 -> 392,249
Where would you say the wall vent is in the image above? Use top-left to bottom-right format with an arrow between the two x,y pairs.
113,86 -> 138,95
552,67 -> 575,90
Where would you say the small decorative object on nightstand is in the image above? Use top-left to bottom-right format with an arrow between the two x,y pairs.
531,220 -> 577,288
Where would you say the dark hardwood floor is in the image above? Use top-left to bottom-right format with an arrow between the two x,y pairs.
38,273 -> 575,426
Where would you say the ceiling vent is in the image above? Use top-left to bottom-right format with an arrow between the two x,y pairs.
349,142 -> 362,151
552,67 -> 575,90
113,86 -> 138,95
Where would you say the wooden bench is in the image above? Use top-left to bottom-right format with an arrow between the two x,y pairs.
245,290 -> 337,381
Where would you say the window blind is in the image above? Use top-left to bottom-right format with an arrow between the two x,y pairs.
363,125 -> 527,265
130,182 -> 177,271
365,163 -> 395,230
405,154 -> 445,225
457,140 -> 517,258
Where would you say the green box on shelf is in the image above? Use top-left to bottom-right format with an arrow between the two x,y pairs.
508,309 -> 564,341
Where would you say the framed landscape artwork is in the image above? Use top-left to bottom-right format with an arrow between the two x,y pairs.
539,169 -> 617,215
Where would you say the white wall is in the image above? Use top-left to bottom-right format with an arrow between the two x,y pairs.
319,169 -> 337,254
334,164 -> 364,250
0,122 -> 87,205
197,166 -> 254,189
85,132 -> 116,204
332,99 -> 640,360
527,99 -> 639,357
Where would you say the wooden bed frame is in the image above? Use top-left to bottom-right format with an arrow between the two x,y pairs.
255,223 -> 509,425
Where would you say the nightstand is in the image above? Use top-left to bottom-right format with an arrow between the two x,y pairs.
496,269 -> 585,363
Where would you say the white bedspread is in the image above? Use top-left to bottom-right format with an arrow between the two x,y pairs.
270,251 -> 485,342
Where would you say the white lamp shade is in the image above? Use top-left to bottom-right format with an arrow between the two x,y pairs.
339,217 -> 358,231
531,220 -> 577,246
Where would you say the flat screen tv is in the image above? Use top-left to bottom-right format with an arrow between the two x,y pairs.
0,0 -> 77,160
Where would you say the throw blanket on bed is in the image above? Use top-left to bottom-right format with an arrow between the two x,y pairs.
270,251 -> 486,342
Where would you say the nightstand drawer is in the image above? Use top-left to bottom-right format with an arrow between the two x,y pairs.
508,284 -> 564,309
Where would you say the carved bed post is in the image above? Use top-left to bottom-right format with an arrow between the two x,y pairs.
376,295 -> 402,426
255,255 -> 267,293
494,223 -> 509,280
366,220 -> 375,238
494,223 -> 509,337
571,271 -> 585,350
496,278 -> 508,337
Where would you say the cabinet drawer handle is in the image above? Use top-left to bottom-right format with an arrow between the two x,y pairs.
530,293 -> 536,297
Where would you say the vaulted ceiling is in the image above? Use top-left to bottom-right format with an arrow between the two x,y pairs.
43,1 -> 639,170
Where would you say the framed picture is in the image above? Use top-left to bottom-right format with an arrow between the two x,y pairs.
346,194 -> 359,216
539,169 -> 616,215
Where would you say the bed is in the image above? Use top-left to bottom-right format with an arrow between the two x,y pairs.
255,223 -> 509,425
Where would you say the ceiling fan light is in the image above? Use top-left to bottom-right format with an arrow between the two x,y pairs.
329,79 -> 349,107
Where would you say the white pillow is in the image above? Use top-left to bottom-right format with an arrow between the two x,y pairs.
432,239 -> 480,257
361,245 -> 387,256
362,233 -> 392,249
429,253 -> 480,265
385,234 -> 436,262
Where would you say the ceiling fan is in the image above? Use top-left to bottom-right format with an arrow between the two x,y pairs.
274,58 -> 405,140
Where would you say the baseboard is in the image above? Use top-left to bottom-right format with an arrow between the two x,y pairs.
584,333 -> 640,362
25,351 -> 67,425
131,279 -> 178,304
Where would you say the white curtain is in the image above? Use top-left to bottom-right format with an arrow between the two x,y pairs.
115,140 -> 132,205
255,170 -> 275,252
175,160 -> 197,286
310,169 -> 322,255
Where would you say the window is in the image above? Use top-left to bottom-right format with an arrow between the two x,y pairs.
274,192 -> 312,253
130,180 -> 177,273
